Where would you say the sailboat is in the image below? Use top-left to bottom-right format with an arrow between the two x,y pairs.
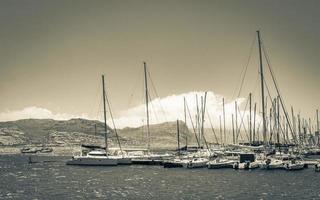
163,120 -> 190,168
136,62 -> 173,160
66,75 -> 131,166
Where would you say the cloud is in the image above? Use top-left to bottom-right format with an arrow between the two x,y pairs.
0,91 -> 261,131
110,91 -> 261,129
0,106 -> 89,122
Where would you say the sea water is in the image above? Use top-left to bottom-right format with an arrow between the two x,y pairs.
0,155 -> 320,200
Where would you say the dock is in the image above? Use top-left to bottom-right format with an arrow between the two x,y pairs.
132,159 -> 164,166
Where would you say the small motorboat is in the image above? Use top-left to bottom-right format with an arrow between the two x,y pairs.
21,147 -> 38,154
207,158 -> 234,169
284,160 -> 304,171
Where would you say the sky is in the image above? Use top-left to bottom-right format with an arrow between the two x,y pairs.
0,0 -> 319,128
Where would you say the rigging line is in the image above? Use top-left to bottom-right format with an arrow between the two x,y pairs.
105,87 -> 123,155
185,99 -> 200,147
251,74 -> 260,99
268,101 -> 275,143
263,75 -> 288,143
96,91 -> 103,122
239,106 -> 250,142
127,67 -> 143,108
278,120 -> 288,144
89,80 -> 102,120
236,95 -> 250,142
232,35 -> 257,99
201,92 -> 210,151
206,112 -> 219,144
261,39 -> 297,144
256,121 -> 262,141
263,76 -> 275,106
147,68 -> 168,122
148,93 -> 160,124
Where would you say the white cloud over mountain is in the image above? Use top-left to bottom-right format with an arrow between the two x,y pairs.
0,91 -> 260,130
0,106 -> 89,122
111,91 -> 254,129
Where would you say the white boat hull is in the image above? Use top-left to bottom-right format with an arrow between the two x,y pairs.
248,161 -> 260,169
66,156 -> 118,166
284,162 -> 304,170
260,162 -> 284,170
183,158 -> 208,169
315,163 -> 320,172
207,160 -> 234,169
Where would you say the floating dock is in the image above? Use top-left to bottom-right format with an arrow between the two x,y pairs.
132,159 -> 164,165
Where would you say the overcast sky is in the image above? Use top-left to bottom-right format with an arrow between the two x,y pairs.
0,0 -> 319,125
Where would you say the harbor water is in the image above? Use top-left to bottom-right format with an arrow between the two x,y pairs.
0,155 -> 320,200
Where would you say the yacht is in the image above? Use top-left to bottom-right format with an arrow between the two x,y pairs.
284,159 -> 305,171
207,158 -> 234,169
260,158 -> 284,169
183,157 -> 209,169
66,150 -> 118,166
66,75 -> 131,166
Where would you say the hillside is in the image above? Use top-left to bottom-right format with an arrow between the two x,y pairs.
0,118 -> 194,153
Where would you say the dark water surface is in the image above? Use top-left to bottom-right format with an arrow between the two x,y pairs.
0,155 -> 320,200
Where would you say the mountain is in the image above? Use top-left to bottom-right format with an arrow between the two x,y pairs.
118,120 -> 195,149
0,118 -> 111,145
0,118 -> 194,152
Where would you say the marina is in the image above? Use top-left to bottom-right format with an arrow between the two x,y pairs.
0,1 -> 319,199
60,30 -> 320,174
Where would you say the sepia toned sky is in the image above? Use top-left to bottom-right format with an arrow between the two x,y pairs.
0,0 -> 319,126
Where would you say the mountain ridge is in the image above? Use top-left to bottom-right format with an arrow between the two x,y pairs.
0,118 -> 194,152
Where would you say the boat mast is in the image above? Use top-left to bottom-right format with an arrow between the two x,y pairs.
253,102 -> 257,143
291,106 -> 296,139
102,75 -> 108,155
232,114 -> 235,144
177,120 -> 180,156
219,115 -> 222,145
317,109 -> 319,133
249,93 -> 252,144
277,96 -> 280,145
184,97 -> 188,148
223,98 -> 226,145
317,109 -> 319,146
235,101 -> 238,144
257,30 -> 267,145
144,62 -> 151,153
196,95 -> 201,148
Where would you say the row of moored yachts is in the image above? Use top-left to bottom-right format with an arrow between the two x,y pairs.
66,147 -> 320,172
163,150 -> 320,171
